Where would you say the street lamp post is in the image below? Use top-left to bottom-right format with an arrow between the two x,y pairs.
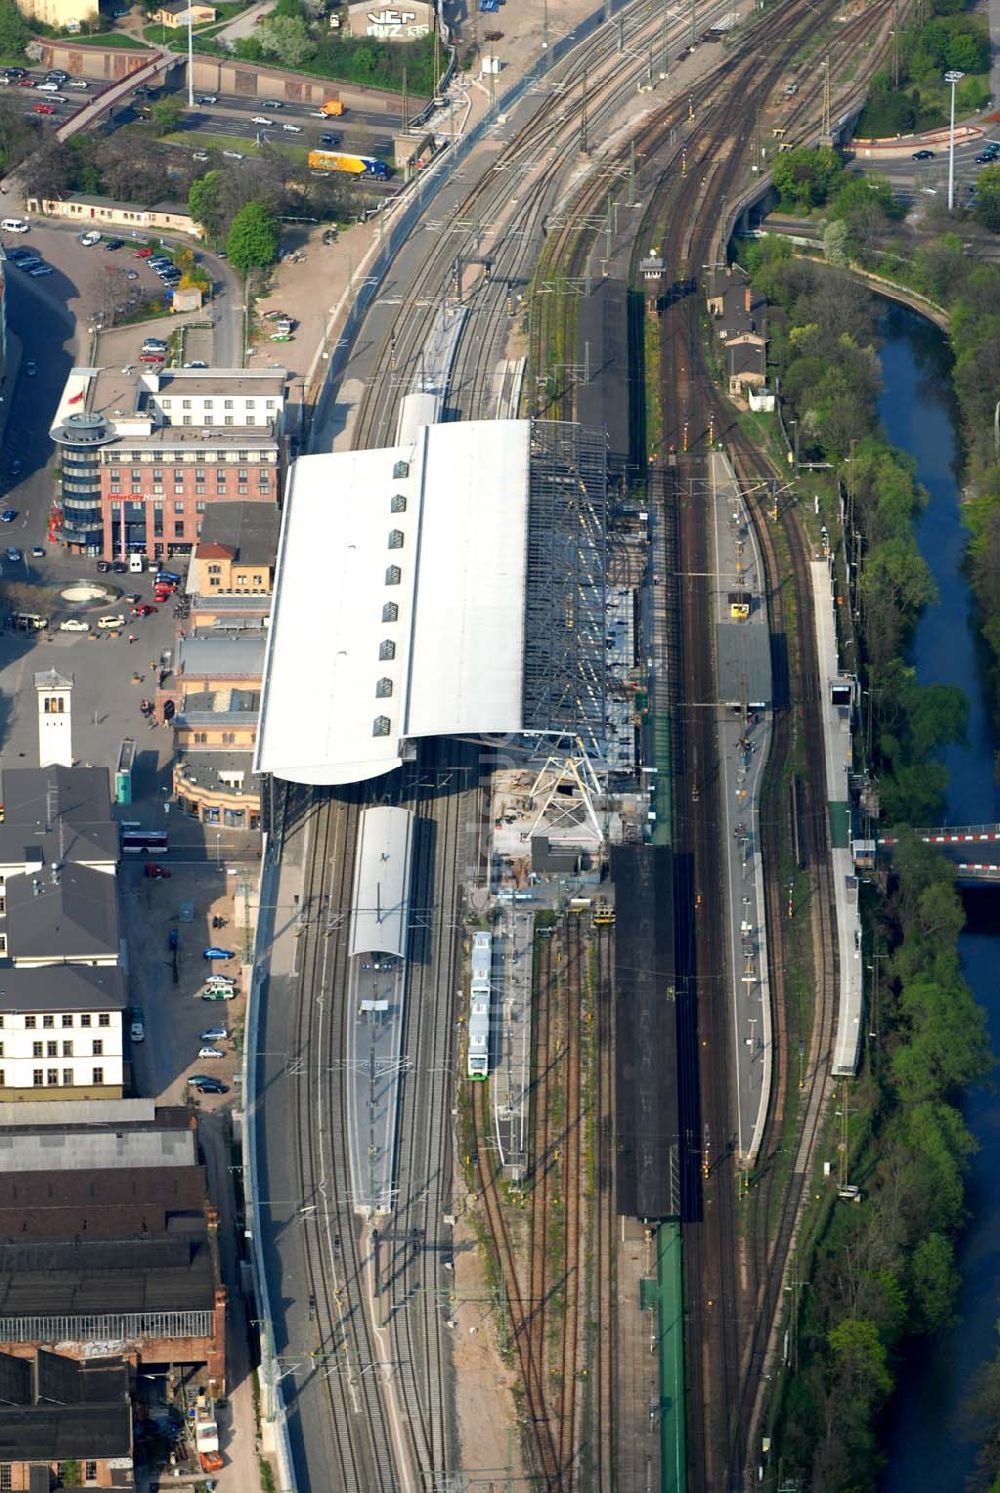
946,69 -> 964,211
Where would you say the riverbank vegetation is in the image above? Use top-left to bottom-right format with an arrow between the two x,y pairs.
854,0 -> 990,137
738,238 -> 991,1488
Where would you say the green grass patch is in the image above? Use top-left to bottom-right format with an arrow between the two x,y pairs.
71,30 -> 149,46
163,128 -> 309,165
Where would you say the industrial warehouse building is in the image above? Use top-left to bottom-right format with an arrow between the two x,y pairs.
256,418 -> 609,786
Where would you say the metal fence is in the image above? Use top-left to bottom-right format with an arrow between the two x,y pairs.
0,1309 -> 214,1344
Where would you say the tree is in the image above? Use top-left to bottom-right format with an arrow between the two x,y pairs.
255,13 -> 316,66
910,1231 -> 960,1333
226,200 -> 279,273
0,0 -> 30,58
827,1317 -> 893,1400
772,145 -> 845,210
91,267 -> 134,329
150,97 -> 184,134
974,165 -> 1000,233
823,219 -> 849,265
188,170 -> 224,238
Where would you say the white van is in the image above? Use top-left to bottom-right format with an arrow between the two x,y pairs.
129,553 -> 145,573
1,218 -> 29,234
78,230 -> 102,247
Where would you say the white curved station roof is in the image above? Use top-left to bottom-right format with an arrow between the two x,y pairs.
256,419 -> 532,785
349,806 -> 414,961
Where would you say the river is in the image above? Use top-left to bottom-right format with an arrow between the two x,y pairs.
876,304 -> 1000,1489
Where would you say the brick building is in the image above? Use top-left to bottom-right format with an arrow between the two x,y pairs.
0,1102 -> 226,1392
49,367 -> 286,560
0,1348 -> 133,1490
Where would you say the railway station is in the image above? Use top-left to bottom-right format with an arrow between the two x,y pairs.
255,416 -> 612,785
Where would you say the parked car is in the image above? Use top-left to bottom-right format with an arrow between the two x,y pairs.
96,613 -> 126,629
144,862 -> 171,879
200,1026 -> 228,1042
31,545 -> 44,558
96,559 -> 111,572
32,104 -> 56,115
200,987 -> 236,1001
104,237 -> 124,250
133,247 -> 154,258
184,360 -> 207,369
157,569 -> 181,583
188,1075 -> 229,1093
14,257 -> 40,270
197,1045 -> 225,1060
58,617 -> 90,632
192,150 -> 210,161
0,509 -> 15,523
130,1018 -> 145,1042
24,361 -> 36,376
112,560 -> 128,573
222,150 -> 244,160
203,947 -> 235,960
204,973 -> 235,986
5,547 -> 22,563
28,264 -> 53,276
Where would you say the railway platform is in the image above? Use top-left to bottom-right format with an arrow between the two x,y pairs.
810,558 -> 863,1076
709,449 -> 773,1164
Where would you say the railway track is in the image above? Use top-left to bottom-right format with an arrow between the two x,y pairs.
590,921 -> 616,1492
289,788 -> 403,1492
721,419 -> 838,1467
466,907 -> 600,1490
268,0 -> 900,1488
347,0 -> 748,444
387,741 -> 482,1486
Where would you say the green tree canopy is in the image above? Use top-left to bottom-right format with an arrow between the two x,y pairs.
0,0 -> 30,58
149,97 -> 183,133
226,199 -> 279,273
772,145 -> 845,210
188,170 -> 223,238
910,1231 -> 960,1333
255,13 -> 316,66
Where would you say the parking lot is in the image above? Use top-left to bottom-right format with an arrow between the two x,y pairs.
122,858 -> 248,1109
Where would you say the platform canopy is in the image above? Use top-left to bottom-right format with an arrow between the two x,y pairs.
256,420 -> 532,786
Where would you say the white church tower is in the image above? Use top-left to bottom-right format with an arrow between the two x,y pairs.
35,668 -> 73,769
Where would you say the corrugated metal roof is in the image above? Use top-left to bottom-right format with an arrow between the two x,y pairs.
256,419 -> 530,785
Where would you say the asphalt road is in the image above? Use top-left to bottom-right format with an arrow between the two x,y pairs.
863,127 -> 1000,205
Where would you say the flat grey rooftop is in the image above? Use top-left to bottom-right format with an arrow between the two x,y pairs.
178,634 -> 266,678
